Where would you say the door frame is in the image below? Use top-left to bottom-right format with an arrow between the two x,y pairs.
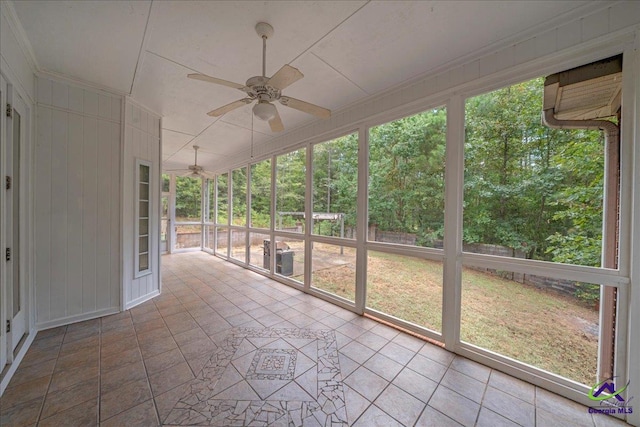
161,191 -> 172,254
0,73 -> 7,373
6,82 -> 28,357
0,72 -> 33,386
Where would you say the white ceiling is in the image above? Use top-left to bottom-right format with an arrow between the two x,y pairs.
11,0 -> 595,172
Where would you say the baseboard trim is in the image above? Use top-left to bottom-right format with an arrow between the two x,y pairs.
36,307 -> 120,331
125,290 -> 160,310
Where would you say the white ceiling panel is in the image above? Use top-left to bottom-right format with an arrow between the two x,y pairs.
286,52 -> 369,108
145,1 -> 366,81
190,120 -> 255,157
12,0 -> 150,93
312,1 -> 591,94
133,52 -> 239,136
162,129 -> 194,159
9,0 -> 602,172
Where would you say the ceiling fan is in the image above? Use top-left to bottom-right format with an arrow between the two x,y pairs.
187,22 -> 331,132
164,146 -> 213,179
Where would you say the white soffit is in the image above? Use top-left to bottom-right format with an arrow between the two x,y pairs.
11,0 -> 150,93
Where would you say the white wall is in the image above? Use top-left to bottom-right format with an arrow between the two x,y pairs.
34,76 -> 122,328
122,100 -> 161,309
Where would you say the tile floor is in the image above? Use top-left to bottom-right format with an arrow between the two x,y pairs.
0,252 -> 630,426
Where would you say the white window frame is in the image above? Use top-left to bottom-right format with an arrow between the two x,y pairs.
135,159 -> 152,278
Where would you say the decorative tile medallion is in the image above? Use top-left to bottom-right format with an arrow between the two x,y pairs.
164,327 -> 347,426
247,348 -> 297,380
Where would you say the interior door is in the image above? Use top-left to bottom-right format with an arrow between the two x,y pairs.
0,75 -> 7,371
6,88 -> 26,354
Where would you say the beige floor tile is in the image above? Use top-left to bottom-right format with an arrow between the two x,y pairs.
148,361 -> 194,396
100,377 -> 152,421
0,397 -> 43,427
144,347 -> 186,375
100,398 -> 158,427
40,376 -> 99,419
37,397 -> 98,427
8,358 -> 56,388
101,360 -> 148,394
0,375 -> 50,410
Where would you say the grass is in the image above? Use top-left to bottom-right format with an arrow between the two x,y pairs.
309,247 -> 599,385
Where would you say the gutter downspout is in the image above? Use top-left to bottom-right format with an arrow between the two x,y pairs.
542,108 -> 620,382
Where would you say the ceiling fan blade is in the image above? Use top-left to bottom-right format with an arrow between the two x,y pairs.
163,169 -> 191,174
267,65 -> 304,90
163,169 -> 214,179
188,73 -> 248,92
269,107 -> 284,132
207,98 -> 253,117
279,96 -> 331,119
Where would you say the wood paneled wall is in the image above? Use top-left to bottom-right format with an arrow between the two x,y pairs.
34,77 -> 121,328
123,100 -> 161,308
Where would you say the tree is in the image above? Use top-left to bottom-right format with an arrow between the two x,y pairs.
175,176 -> 201,220
250,159 -> 271,228
368,108 -> 446,245
464,77 -> 605,265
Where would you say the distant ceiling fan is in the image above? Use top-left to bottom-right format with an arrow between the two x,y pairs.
187,22 -> 331,132
164,146 -> 213,179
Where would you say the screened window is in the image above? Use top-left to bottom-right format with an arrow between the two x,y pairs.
312,133 -> 358,239
463,78 -> 607,267
232,167 -> 247,226
368,108 -> 446,248
275,149 -> 306,233
250,159 -> 271,229
217,173 -> 228,224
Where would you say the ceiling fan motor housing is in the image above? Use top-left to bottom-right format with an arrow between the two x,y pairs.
245,76 -> 281,102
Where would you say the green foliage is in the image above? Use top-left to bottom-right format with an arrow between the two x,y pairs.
250,159 -> 271,227
232,168 -> 247,225
368,108 -> 447,244
217,173 -> 228,223
276,149 -> 306,214
464,78 -> 605,268
574,283 -> 601,306
312,133 -> 359,233
175,176 -> 201,220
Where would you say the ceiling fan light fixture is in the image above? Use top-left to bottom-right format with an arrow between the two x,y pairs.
253,101 -> 277,121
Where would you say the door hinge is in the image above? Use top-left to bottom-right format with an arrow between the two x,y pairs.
5,247 -> 10,262
6,320 -> 10,334
5,176 -> 10,190
5,103 -> 11,118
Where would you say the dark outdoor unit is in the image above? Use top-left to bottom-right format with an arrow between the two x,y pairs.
263,240 -> 294,276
